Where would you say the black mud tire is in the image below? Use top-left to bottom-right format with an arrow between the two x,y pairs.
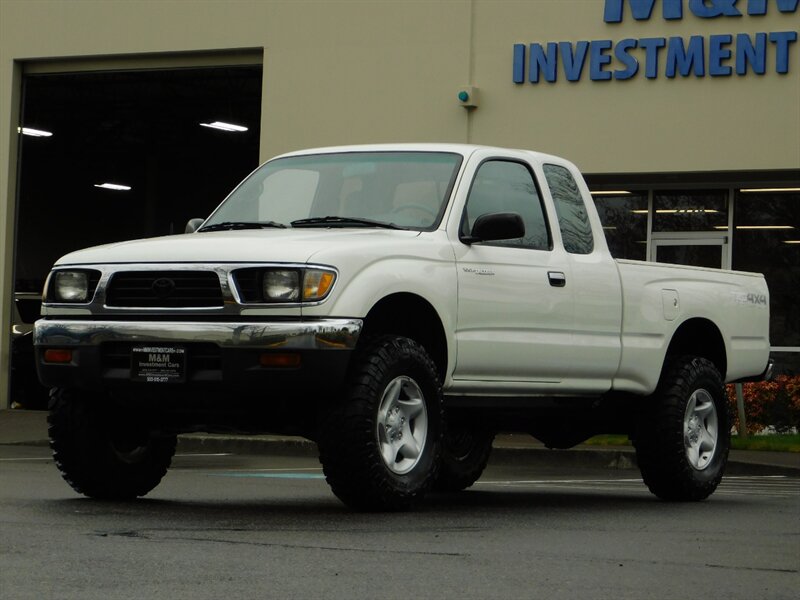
317,336 -> 443,511
633,356 -> 730,501
48,388 -> 177,499
434,425 -> 494,492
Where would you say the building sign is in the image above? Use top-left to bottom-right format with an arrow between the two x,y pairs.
513,0 -> 798,83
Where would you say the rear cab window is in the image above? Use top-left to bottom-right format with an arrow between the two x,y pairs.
543,163 -> 594,255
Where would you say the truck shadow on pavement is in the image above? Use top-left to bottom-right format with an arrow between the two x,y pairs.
36,486 -> 741,528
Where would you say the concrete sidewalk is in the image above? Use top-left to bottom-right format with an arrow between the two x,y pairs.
2,408 -> 798,475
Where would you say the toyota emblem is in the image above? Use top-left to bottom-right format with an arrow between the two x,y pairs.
151,277 -> 176,299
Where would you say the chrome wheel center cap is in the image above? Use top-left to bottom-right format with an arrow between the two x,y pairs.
385,406 -> 405,441
687,416 -> 701,444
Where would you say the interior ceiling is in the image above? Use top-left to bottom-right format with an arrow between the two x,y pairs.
23,66 -> 262,151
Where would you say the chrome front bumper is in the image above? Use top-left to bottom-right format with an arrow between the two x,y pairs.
33,318 -> 362,350
34,317 -> 363,393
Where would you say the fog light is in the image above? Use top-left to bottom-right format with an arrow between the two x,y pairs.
259,353 -> 301,368
44,349 -> 73,364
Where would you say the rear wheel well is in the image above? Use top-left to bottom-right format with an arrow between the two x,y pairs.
663,318 -> 727,380
360,293 -> 448,381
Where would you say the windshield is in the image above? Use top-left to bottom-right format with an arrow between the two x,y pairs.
203,151 -> 463,231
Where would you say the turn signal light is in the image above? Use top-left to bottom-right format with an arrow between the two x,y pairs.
303,270 -> 335,301
259,353 -> 301,368
43,349 -> 73,364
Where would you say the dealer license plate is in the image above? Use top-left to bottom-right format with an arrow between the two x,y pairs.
131,346 -> 186,383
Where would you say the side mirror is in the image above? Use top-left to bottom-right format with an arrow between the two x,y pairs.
185,218 -> 205,233
464,212 -> 525,244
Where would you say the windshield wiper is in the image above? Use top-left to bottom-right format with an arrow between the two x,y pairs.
290,216 -> 404,230
198,221 -> 287,232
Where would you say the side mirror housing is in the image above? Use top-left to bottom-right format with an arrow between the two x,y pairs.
463,212 -> 525,244
185,218 -> 205,233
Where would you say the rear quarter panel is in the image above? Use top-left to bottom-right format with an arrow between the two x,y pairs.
614,259 -> 770,394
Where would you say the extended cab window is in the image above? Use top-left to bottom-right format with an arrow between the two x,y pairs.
461,160 -> 550,250
543,164 -> 594,255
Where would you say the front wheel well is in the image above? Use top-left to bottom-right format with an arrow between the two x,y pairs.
663,318 -> 727,380
359,293 -> 448,381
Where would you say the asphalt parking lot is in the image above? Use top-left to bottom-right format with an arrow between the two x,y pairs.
1,438 -> 798,600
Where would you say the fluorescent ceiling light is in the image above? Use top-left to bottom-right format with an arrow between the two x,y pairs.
19,127 -> 53,137
199,121 -> 248,132
631,209 -> 719,214
591,190 -> 633,196
716,225 -> 795,230
94,183 -> 132,191
784,240 -> 800,244
740,187 -> 800,193
735,225 -> 794,230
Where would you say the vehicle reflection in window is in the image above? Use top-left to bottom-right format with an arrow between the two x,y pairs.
544,163 -> 594,255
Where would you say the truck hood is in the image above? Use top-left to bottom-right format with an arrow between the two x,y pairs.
54,228 -> 422,266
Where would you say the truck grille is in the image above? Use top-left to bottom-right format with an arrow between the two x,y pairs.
232,268 -> 260,303
106,271 -> 223,307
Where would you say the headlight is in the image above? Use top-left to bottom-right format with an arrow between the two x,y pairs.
263,270 -> 300,302
235,267 -> 337,303
52,271 -> 89,302
44,269 -> 100,303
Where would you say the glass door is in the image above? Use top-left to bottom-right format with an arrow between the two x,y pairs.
649,190 -> 730,269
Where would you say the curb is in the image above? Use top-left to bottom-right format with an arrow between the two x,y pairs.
177,434 -> 319,457
174,435 -> 800,476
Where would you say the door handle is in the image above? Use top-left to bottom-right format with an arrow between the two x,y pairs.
548,271 -> 566,287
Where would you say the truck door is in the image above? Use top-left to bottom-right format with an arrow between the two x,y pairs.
541,162 -> 623,389
451,158 -> 575,387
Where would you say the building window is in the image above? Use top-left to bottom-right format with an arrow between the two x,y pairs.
733,190 -> 800,349
592,192 -> 648,260
652,190 -> 728,233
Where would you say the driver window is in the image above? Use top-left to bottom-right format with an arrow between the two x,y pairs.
462,160 -> 550,250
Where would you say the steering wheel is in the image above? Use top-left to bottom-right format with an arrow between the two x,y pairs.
391,203 -> 438,222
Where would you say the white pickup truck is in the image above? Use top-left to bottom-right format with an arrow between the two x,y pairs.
34,144 -> 772,510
